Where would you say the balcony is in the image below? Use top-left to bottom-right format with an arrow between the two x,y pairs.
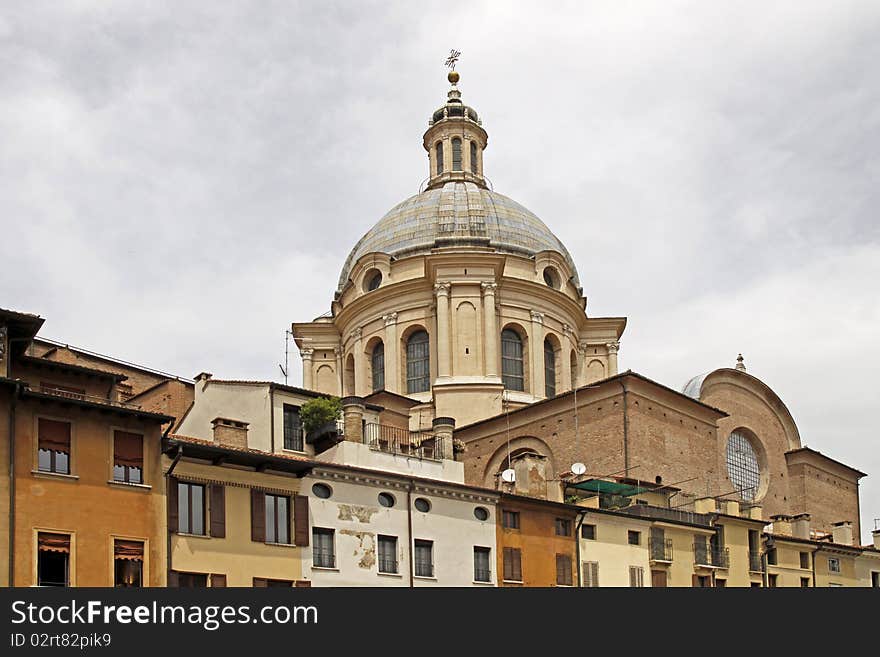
748,551 -> 764,573
694,543 -> 730,569
649,538 -> 673,563
37,384 -> 142,410
364,423 -> 444,461
621,504 -> 712,527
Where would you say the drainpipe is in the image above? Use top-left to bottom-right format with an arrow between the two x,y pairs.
8,383 -> 19,586
269,386 -> 275,453
762,536 -> 771,588
574,508 -> 587,587
619,379 -> 629,472
164,444 -> 182,586
406,480 -> 415,588
811,548 -> 817,588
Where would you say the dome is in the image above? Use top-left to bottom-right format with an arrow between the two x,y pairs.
337,181 -> 580,291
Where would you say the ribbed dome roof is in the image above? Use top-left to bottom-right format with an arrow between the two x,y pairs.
337,181 -> 579,291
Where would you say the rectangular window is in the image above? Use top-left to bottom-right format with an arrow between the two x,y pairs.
556,554 -> 572,586
473,547 -> 491,583
253,578 -> 294,587
871,572 -> 879,588
694,574 -> 711,588
378,535 -> 398,574
583,561 -> 599,588
768,574 -> 778,588
173,572 -> 208,588
178,482 -> 205,535
113,539 -> 144,587
503,547 -> 522,582
627,530 -> 641,546
502,510 -> 520,529
766,547 -> 777,565
629,566 -> 644,588
801,577 -> 811,587
799,552 -> 810,570
37,418 -> 71,475
113,431 -> 143,484
581,524 -> 596,540
282,405 -> 304,451
312,528 -> 335,568
414,539 -> 434,578
37,532 -> 70,587
828,558 -> 840,573
265,494 -> 290,544
716,578 -> 726,588
555,518 -> 572,537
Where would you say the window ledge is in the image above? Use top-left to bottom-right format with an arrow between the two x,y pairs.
472,580 -> 494,586
31,470 -> 79,481
281,448 -> 306,455
377,571 -> 403,578
176,532 -> 211,540
413,575 -> 437,581
264,542 -> 297,549
502,579 -> 524,584
107,480 -> 152,491
311,566 -> 340,572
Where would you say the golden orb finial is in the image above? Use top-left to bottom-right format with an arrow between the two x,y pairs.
448,70 -> 460,85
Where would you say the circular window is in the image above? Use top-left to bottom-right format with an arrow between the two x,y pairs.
414,497 -> 431,513
364,269 -> 382,292
474,506 -> 489,521
312,483 -> 332,499
378,492 -> 395,508
543,267 -> 559,288
726,430 -> 762,501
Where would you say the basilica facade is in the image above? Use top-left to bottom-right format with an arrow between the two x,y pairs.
292,71 -> 865,542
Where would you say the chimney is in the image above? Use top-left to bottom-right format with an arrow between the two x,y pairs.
791,514 -> 811,539
512,451 -> 548,500
873,529 -> 880,550
694,497 -> 716,514
832,521 -> 854,546
431,417 -> 455,461
211,417 -> 249,450
770,514 -> 793,536
341,396 -> 365,444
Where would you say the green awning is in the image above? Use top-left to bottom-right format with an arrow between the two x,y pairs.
570,479 -> 649,497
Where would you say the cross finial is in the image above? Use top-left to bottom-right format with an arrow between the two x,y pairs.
445,49 -> 461,70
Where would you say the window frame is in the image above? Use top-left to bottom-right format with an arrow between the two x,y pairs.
377,535 -> 398,575
264,493 -> 291,545
502,547 -> 522,583
413,539 -> 434,578
473,546 -> 491,583
112,430 -> 144,485
556,554 -> 573,586
36,417 -> 72,476
405,330 -> 431,394
627,530 -> 641,546
581,524 -> 597,540
544,338 -> 556,398
501,510 -> 520,530
828,557 -> 841,573
371,341 -> 385,392
501,328 -> 525,392
312,527 -> 336,569
178,482 -> 206,536
282,404 -> 304,452
451,137 -> 462,171
555,518 -> 572,537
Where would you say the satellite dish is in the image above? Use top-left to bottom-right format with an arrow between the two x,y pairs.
501,468 -> 516,483
571,462 -> 587,476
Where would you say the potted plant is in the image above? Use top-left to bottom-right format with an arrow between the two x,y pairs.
300,396 -> 343,444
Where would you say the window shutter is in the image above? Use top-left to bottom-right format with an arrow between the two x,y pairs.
167,570 -> 179,588
210,485 -> 226,538
251,489 -> 266,543
211,574 -> 227,588
38,418 -> 71,451
167,476 -> 179,534
113,431 -> 143,467
293,495 -> 309,547
253,577 -> 268,587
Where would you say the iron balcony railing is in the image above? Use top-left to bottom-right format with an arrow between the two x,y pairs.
414,560 -> 434,578
474,568 -> 491,583
649,537 -> 673,563
36,384 -> 144,410
378,557 -> 398,574
621,504 -> 712,527
313,549 -> 336,569
694,543 -> 730,569
364,423 -> 443,460
748,551 -> 764,572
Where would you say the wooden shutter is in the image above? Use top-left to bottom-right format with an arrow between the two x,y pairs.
583,561 -> 599,588
38,419 -> 71,451
167,476 -> 179,534
251,489 -> 266,543
211,574 -> 227,588
210,485 -> 226,538
253,577 -> 268,587
113,431 -> 143,467
167,571 -> 179,587
651,570 -> 667,588
293,495 -> 309,547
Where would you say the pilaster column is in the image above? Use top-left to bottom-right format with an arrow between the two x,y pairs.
301,349 -> 314,390
481,282 -> 498,377
606,341 -> 620,376
351,327 -> 365,395
435,283 -> 451,378
334,346 -> 344,396
530,310 -> 545,397
577,341 -> 589,387
383,312 -> 399,393
561,324 -> 573,391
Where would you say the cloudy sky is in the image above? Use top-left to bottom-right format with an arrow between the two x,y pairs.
2,1 -> 878,541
